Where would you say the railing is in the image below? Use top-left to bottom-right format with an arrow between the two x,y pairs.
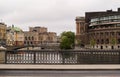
5,50 -> 120,64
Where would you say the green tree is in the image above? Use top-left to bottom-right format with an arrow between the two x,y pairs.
60,31 -> 75,49
110,38 -> 116,45
60,31 -> 75,63
90,38 -> 96,48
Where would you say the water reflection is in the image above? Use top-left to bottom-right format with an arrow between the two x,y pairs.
0,70 -> 119,77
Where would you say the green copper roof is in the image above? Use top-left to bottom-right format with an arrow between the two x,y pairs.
12,27 -> 22,32
13,27 -> 22,32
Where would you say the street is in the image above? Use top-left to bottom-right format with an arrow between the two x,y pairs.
0,70 -> 120,77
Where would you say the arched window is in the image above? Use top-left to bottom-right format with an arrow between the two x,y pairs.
97,39 -> 99,44
25,37 -> 27,40
28,37 -> 31,40
118,39 -> 120,44
32,36 -> 34,40
105,39 -> 109,44
101,39 -> 104,44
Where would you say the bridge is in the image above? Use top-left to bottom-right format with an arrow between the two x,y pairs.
5,43 -> 60,50
0,49 -> 120,77
3,49 -> 120,64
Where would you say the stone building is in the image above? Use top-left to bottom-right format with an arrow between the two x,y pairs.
24,26 -> 57,46
75,17 -> 87,46
39,32 -> 57,44
6,25 -> 24,46
0,22 -> 7,45
24,31 -> 39,46
29,27 -> 47,33
76,8 -> 120,49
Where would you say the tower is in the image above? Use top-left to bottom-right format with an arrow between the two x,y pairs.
75,17 -> 86,46
75,17 -> 85,35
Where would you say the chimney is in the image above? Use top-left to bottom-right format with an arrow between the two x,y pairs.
12,24 -> 14,28
118,8 -> 120,12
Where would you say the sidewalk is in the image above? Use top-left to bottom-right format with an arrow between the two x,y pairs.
0,64 -> 120,70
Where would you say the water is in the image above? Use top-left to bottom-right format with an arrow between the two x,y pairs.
0,70 -> 120,77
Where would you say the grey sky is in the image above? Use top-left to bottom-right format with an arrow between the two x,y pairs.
0,0 -> 120,35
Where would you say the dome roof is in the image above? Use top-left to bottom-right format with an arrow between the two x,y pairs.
7,26 -> 23,32
12,27 -> 22,32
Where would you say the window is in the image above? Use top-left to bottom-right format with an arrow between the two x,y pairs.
97,39 -> 99,44
31,42 -> 33,44
24,41 -> 26,44
118,39 -> 120,44
105,32 -> 109,36
118,32 -> 120,36
105,39 -> 109,44
101,39 -> 104,44
111,32 -> 114,36
96,33 -> 99,35
29,37 -> 31,40
27,41 -> 29,45
100,32 -> 103,35
32,36 -> 34,40
25,37 -> 27,40
117,24 -> 120,27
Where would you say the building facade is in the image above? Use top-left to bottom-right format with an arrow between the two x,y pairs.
29,27 -> 47,33
24,31 -> 39,46
76,8 -> 120,49
75,17 -> 87,46
39,32 -> 57,44
6,25 -> 24,46
24,26 -> 57,46
0,22 -> 7,45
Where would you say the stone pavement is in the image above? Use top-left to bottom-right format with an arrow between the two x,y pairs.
0,64 -> 120,70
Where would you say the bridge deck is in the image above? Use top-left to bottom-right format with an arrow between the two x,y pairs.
0,64 -> 120,70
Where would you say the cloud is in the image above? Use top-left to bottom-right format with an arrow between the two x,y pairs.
0,0 -> 120,35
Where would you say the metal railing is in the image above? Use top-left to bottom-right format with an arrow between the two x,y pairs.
5,50 -> 120,64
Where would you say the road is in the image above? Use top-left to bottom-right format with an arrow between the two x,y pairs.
0,70 -> 120,77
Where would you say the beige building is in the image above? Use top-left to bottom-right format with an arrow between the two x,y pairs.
48,32 -> 57,43
6,25 -> 24,46
0,22 -> 7,45
24,26 -> 57,46
29,27 -> 47,33
39,32 -> 57,44
24,31 -> 39,45
75,17 -> 87,46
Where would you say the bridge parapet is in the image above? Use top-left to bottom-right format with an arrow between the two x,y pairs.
1,49 -> 120,64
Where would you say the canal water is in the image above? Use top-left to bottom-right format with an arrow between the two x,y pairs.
0,70 -> 120,77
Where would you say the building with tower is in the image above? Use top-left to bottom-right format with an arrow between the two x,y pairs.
75,17 -> 87,47
6,25 -> 24,46
76,8 -> 120,49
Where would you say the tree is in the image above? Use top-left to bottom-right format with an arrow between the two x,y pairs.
90,38 -> 96,48
60,31 -> 75,49
60,31 -> 75,63
110,38 -> 116,45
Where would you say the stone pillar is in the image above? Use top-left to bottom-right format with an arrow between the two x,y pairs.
0,46 -> 6,64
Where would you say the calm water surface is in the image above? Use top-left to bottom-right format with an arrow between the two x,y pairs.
0,70 -> 120,77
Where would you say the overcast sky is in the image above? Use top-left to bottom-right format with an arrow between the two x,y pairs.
0,0 -> 120,35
